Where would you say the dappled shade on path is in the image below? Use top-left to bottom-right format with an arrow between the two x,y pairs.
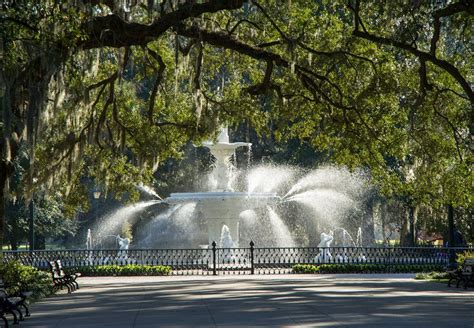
19,275 -> 474,327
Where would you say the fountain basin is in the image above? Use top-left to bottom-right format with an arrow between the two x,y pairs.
167,192 -> 280,246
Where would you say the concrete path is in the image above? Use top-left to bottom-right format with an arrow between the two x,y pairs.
16,274 -> 474,327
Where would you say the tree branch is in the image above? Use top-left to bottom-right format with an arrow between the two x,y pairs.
146,47 -> 166,123
246,60 -> 275,95
350,1 -> 473,103
352,29 -> 473,103
228,19 -> 261,35
431,1 -> 472,56
175,24 -> 351,110
81,0 -> 246,49
434,106 -> 464,163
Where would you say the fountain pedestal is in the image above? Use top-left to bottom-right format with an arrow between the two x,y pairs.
168,191 -> 278,246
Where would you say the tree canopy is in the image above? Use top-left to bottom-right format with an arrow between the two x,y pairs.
1,0 -> 472,244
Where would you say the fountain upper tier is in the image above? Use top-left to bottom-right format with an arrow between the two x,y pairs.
202,127 -> 251,191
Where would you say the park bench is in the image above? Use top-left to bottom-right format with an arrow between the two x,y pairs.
55,260 -> 81,291
48,261 -> 78,293
0,285 -> 29,327
0,278 -> 32,324
447,257 -> 474,289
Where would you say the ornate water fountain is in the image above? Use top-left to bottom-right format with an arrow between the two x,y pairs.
166,128 -> 279,246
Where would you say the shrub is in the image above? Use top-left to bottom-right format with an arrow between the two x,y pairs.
456,251 -> 474,266
74,264 -> 172,276
292,263 -> 445,274
0,261 -> 54,300
293,264 -> 319,274
414,271 -> 449,281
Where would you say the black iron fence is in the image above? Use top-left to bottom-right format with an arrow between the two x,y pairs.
1,243 -> 472,275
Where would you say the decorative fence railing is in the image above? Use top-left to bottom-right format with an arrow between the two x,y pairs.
1,243 -> 471,275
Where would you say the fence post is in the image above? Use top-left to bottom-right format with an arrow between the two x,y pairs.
212,241 -> 217,276
386,245 -> 392,273
250,241 -> 255,275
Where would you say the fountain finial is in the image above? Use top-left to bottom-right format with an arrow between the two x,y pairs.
217,127 -> 230,143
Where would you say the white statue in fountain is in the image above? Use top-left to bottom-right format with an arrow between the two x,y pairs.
116,235 -> 130,250
219,225 -> 235,248
116,235 -> 132,265
315,232 -> 334,263
219,225 -> 235,264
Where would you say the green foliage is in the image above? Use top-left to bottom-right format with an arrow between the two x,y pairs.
4,143 -> 77,249
1,0 -> 472,246
5,191 -> 77,249
74,264 -> 171,276
0,261 -> 54,300
414,271 -> 450,281
292,263 -> 444,274
456,251 -> 474,266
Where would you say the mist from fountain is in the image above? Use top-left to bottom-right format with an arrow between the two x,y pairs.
171,203 -> 197,226
266,206 -> 296,247
135,204 -> 181,247
145,203 -> 198,248
95,200 -> 159,242
285,189 -> 354,224
281,166 -> 366,235
332,227 -> 358,247
137,183 -> 162,200
247,165 -> 297,194
284,166 -> 365,199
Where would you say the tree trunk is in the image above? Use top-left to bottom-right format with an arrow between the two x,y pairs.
470,210 -> 474,243
447,204 -> 455,246
0,184 -> 4,251
28,200 -> 35,251
408,205 -> 417,246
400,205 -> 417,246
380,202 -> 387,245
9,208 -> 19,251
362,199 -> 375,246
35,235 -> 46,250
400,206 -> 410,246
447,204 -> 456,267
0,162 -> 13,251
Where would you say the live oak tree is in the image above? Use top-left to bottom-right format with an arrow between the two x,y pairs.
1,0 -> 472,245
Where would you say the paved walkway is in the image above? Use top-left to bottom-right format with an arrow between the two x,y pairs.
17,274 -> 474,327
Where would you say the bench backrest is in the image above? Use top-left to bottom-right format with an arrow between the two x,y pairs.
462,258 -> 474,273
55,260 -> 67,276
0,289 -> 8,303
48,261 -> 62,279
464,258 -> 474,265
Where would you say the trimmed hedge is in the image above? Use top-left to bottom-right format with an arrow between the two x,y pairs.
73,264 -> 172,276
292,263 -> 445,274
0,260 -> 54,300
414,271 -> 449,281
